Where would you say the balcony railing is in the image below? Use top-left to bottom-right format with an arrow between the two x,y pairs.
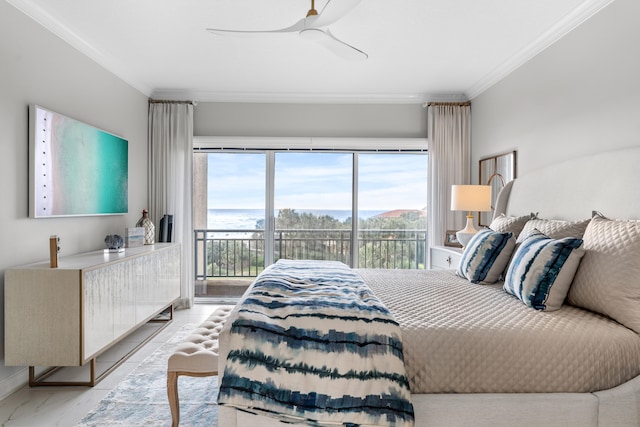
194,228 -> 427,281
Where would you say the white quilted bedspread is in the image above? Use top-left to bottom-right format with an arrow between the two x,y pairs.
356,269 -> 640,394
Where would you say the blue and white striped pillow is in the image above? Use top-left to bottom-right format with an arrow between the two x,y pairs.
504,229 -> 585,311
457,229 -> 515,284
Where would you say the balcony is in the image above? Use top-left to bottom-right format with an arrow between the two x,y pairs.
194,228 -> 427,299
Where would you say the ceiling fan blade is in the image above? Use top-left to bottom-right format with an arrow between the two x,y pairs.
207,18 -> 305,38
313,0 -> 363,28
320,29 -> 367,60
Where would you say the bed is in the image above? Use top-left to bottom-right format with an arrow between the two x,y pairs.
218,146 -> 640,427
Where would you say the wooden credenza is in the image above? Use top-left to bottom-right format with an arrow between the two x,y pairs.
4,243 -> 181,385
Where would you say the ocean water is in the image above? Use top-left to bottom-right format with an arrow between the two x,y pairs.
207,209 -> 385,230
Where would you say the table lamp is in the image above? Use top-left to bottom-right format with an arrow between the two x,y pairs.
451,185 -> 492,247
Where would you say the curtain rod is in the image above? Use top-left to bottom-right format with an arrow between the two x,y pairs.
194,147 -> 427,153
424,101 -> 471,107
148,99 -> 197,105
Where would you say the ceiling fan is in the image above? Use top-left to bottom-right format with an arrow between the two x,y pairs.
206,0 -> 367,61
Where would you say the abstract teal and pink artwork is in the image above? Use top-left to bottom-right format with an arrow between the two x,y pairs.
30,105 -> 128,217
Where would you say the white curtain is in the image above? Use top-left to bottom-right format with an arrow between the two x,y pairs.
148,101 -> 194,309
427,103 -> 471,250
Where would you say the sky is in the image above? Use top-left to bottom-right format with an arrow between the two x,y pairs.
206,152 -> 428,211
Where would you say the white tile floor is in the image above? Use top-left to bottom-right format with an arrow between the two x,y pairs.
0,303 -> 223,427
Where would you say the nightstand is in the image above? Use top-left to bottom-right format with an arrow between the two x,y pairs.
430,246 -> 463,270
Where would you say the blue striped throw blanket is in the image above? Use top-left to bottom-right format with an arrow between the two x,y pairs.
218,259 -> 414,427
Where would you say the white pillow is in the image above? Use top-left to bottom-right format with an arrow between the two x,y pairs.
457,229 -> 515,284
567,215 -> 640,333
504,229 -> 585,311
489,213 -> 535,239
516,218 -> 590,243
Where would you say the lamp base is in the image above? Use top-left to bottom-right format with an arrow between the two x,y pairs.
456,214 -> 478,248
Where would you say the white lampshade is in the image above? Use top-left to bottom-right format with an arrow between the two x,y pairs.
451,185 -> 492,212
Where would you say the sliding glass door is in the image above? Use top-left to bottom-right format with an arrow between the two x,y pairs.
193,149 -> 428,300
193,152 -> 265,299
274,152 -> 353,264
358,153 -> 428,268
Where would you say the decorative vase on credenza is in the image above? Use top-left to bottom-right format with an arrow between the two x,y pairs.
136,209 -> 155,245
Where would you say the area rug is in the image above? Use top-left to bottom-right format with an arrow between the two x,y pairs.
77,324 -> 219,426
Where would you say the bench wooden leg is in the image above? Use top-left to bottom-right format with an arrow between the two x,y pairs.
167,371 -> 180,427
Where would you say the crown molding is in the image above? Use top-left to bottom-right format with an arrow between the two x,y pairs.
7,0 -> 153,97
465,0 -> 615,100
151,89 -> 468,105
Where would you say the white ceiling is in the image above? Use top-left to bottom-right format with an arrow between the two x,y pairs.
8,0 -> 613,104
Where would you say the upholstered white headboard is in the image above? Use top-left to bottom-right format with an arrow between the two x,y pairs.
494,146 -> 640,221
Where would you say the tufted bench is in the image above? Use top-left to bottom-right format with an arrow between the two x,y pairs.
167,306 -> 232,427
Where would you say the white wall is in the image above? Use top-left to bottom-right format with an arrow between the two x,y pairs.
471,0 -> 640,181
194,102 -> 427,138
0,2 -> 148,396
